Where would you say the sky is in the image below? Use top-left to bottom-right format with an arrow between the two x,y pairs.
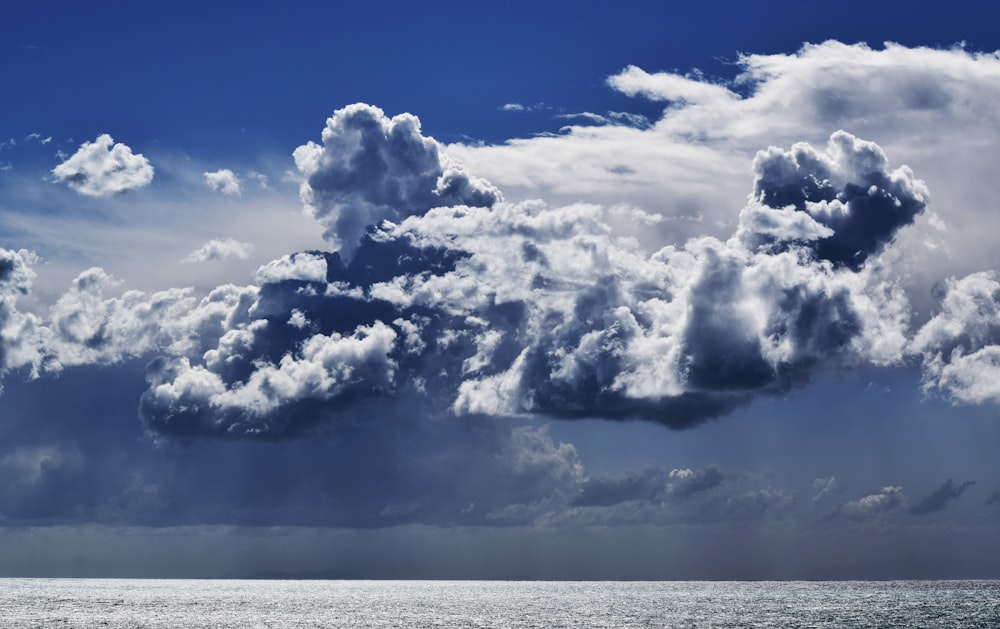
2,0 -> 1000,579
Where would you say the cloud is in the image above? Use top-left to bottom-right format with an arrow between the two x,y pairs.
607,64 -> 738,105
987,489 -> 1000,506
560,463 -> 789,526
741,131 -> 928,270
390,131 -> 917,427
51,134 -> 154,197
293,103 -> 501,257
203,169 -> 242,197
0,123 -> 932,439
811,476 -> 838,503
911,272 -> 1000,405
182,238 -> 254,263
909,479 -> 976,515
447,42 -> 1000,308
830,486 -> 905,521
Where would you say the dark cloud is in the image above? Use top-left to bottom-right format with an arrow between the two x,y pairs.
293,103 -> 500,257
560,464 -> 788,527
0,360 -> 586,529
571,467 -> 673,507
909,479 -> 976,515
987,489 -> 1000,506
743,131 -> 928,270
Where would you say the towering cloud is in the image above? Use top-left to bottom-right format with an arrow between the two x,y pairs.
293,103 -> 501,257
51,134 -> 154,197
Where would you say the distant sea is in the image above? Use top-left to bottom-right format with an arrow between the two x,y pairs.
2,578 -> 999,627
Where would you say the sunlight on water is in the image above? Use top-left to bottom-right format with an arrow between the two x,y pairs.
1,579 -> 999,627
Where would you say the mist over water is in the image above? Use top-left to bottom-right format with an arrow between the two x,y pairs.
3,579 -> 999,627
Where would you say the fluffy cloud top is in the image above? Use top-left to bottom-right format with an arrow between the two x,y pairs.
203,169 -> 242,196
51,134 -> 154,197
293,103 -> 501,257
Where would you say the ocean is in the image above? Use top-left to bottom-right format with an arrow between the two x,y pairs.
2,579 -> 998,627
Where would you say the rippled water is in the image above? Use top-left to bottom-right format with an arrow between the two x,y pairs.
2,579 -> 999,627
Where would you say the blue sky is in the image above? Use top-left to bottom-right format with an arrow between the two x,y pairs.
2,1 -> 1000,578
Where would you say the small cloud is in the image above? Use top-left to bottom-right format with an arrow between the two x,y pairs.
24,133 -> 52,145
811,476 -> 838,503
51,134 -> 154,197
608,111 -> 652,129
557,112 -> 610,125
203,169 -> 242,197
909,479 -> 976,515
246,171 -> 269,189
830,486 -> 904,520
181,237 -> 254,263
500,103 -> 550,113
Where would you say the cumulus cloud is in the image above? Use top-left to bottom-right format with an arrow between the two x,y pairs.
909,479 -> 976,515
740,131 -> 928,270
51,134 -> 154,196
182,238 -> 254,263
911,272 -> 1000,405
369,129 -> 919,428
293,103 -> 501,257
203,169 -> 242,196
830,486 -> 905,521
0,93 -> 996,448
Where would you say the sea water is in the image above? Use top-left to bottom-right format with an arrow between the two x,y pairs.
1,579 -> 998,627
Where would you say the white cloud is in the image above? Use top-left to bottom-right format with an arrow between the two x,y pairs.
182,237 -> 254,263
51,134 -> 154,197
448,42 -> 1000,313
832,486 -> 905,520
203,169 -> 242,197
607,64 -> 738,104
254,252 -> 327,285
